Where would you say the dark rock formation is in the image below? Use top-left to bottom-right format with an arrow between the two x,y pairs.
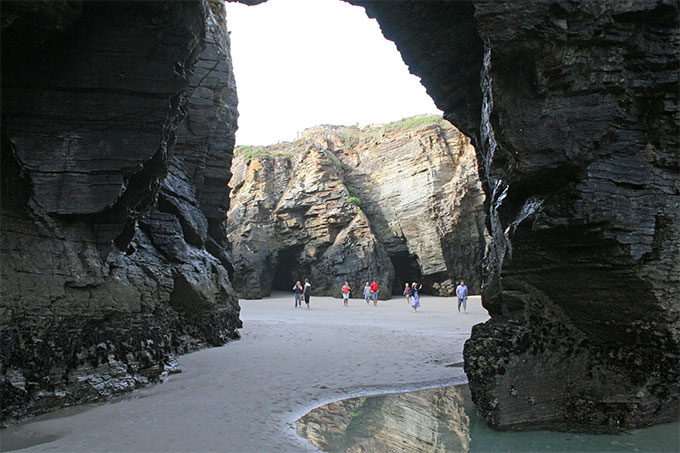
227,117 -> 486,298
0,0 -> 240,423
350,0 -> 679,431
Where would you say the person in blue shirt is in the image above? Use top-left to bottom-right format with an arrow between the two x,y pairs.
456,280 -> 469,314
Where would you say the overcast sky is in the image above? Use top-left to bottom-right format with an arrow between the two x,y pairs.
225,0 -> 442,146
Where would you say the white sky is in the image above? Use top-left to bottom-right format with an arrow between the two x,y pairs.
225,0 -> 442,146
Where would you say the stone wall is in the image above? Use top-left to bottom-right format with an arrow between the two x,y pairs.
350,0 -> 679,431
0,0 -> 240,423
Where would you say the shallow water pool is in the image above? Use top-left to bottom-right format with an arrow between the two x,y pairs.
296,384 -> 679,452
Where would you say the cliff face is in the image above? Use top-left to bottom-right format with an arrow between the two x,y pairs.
351,0 -> 679,431
227,117 -> 486,298
227,137 -> 395,299
0,1 -> 240,422
335,119 -> 486,295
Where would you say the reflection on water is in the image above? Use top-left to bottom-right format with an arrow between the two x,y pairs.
296,385 -> 680,452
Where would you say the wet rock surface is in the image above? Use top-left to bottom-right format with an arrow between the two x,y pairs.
227,118 -> 486,298
0,0 -> 240,423
350,0 -> 679,431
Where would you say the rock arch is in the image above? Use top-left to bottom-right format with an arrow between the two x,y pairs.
0,0 -> 677,431
348,0 -> 679,430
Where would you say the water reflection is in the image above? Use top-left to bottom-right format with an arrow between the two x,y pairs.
297,385 -> 680,453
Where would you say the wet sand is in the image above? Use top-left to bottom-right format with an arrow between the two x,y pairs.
2,293 -> 488,452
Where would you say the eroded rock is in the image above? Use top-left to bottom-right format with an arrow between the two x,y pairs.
0,0 -> 240,423
350,0 -> 680,431
227,117 -> 486,298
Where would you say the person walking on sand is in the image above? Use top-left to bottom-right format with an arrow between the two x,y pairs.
370,280 -> 379,307
303,278 -> 311,310
342,281 -> 351,307
363,281 -> 371,305
403,282 -> 411,304
456,280 -> 469,314
293,281 -> 303,308
410,282 -> 422,312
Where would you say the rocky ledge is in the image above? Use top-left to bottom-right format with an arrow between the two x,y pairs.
1,0 -> 240,423
227,116 -> 486,298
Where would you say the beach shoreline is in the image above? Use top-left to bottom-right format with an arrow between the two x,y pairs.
2,292 -> 488,452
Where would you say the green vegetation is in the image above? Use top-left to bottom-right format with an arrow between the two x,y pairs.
323,149 -> 353,173
346,185 -> 357,198
339,115 -> 446,149
347,196 -> 361,207
234,145 -> 297,161
348,398 -> 367,418
383,114 -> 445,131
235,145 -> 269,160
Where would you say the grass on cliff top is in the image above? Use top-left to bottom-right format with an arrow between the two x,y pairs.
234,145 -> 296,161
341,114 -> 447,148
382,114 -> 446,132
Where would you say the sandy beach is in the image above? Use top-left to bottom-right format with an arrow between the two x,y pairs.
2,293 -> 488,452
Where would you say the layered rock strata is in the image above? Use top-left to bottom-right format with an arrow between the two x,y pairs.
350,0 -> 680,431
227,140 -> 394,299
0,0 -> 240,423
333,119 -> 487,295
227,117 -> 486,298
296,386 -> 470,452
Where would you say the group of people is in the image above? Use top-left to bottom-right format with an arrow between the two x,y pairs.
293,278 -> 470,313
401,282 -> 424,312
341,281 -> 381,307
292,279 -> 312,309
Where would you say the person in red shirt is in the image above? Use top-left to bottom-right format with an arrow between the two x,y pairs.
370,281 -> 379,306
341,281 -> 351,307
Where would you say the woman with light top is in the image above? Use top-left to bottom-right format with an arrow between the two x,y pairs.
303,279 -> 311,310
410,282 -> 422,312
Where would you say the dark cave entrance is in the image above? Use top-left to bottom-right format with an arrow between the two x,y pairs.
271,246 -> 306,291
389,251 -> 423,296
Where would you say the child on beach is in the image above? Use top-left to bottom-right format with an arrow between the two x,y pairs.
363,282 -> 371,304
293,281 -> 303,308
342,281 -> 351,307
403,282 -> 411,304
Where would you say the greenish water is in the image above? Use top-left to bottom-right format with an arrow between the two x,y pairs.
296,385 -> 679,452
